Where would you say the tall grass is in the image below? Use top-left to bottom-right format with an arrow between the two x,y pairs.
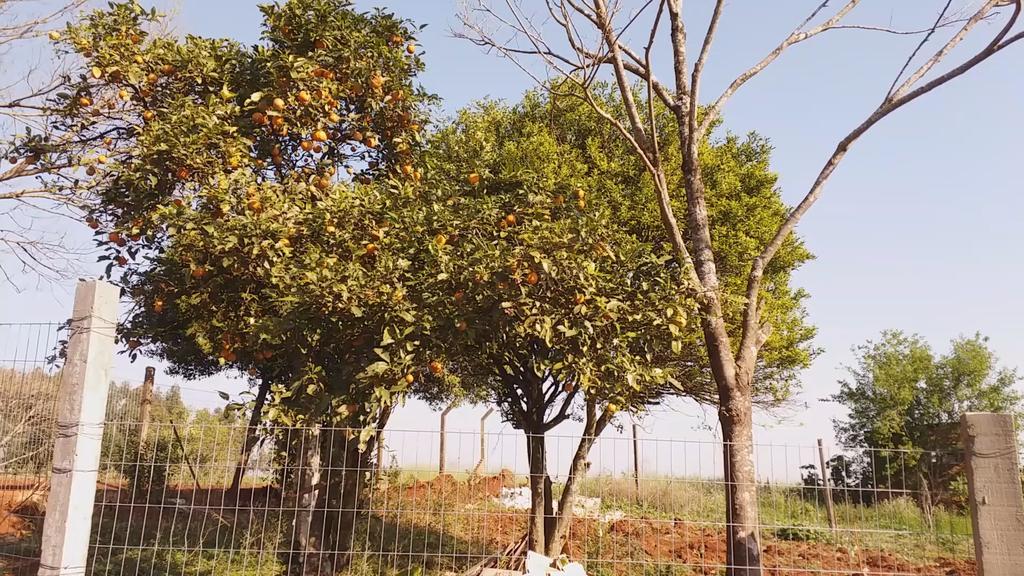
576,475 -> 973,561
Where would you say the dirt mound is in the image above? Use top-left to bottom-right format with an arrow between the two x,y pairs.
474,469 -> 521,497
0,489 -> 46,539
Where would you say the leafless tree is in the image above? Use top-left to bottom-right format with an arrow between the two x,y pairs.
0,0 -> 91,288
457,1 -> 1023,573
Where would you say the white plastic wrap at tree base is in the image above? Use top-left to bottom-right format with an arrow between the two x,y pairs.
478,551 -> 588,576
527,551 -> 587,576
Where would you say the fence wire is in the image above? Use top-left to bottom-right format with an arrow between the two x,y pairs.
0,322 -> 63,565
1,359 -> 977,575
81,421 -> 974,576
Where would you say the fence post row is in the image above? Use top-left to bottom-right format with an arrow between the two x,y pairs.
962,412 -> 1024,576
37,280 -> 119,576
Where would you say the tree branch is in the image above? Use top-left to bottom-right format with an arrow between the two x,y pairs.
699,0 -> 861,137
737,0 -> 1024,372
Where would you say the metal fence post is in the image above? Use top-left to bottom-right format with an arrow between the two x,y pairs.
439,403 -> 455,475
962,412 -> 1024,576
473,408 -> 494,475
632,420 -> 641,503
38,280 -> 119,576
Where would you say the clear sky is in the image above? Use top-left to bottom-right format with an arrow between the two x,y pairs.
2,1 -> 1022,475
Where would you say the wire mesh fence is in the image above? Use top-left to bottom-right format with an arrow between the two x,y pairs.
29,416 -> 978,576
76,422 -> 975,576
0,322 -> 63,563
0,343 -> 977,576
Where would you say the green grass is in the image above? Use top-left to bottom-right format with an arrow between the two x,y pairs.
575,475 -> 973,563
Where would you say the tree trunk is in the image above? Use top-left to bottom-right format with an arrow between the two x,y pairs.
526,430 -> 549,553
918,468 -> 934,531
290,425 -> 323,576
311,406 -> 392,574
545,405 -> 609,558
314,428 -> 365,573
228,378 -> 270,498
721,394 -> 762,576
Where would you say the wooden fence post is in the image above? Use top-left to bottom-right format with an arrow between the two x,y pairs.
38,280 -> 119,576
962,412 -> 1024,576
138,366 -> 155,442
439,403 -> 455,475
817,439 -> 838,534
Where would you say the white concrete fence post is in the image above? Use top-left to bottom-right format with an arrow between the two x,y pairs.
38,280 -> 119,576
961,412 -> 1024,576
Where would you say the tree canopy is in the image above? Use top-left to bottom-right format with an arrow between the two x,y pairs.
40,0 -> 434,429
431,87 -> 817,409
830,330 -> 1022,511
832,330 -> 1021,454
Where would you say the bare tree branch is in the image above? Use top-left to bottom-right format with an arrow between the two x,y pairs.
738,0 -> 1024,365
699,1 -> 861,137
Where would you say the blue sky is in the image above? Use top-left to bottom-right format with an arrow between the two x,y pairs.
2,1 -> 1022,473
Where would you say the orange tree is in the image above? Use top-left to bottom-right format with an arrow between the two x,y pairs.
419,99 -> 690,557
418,89 -> 816,558
42,0 -> 433,572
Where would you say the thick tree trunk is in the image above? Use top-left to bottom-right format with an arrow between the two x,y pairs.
228,379 -> 270,497
290,425 -> 323,576
526,431 -> 549,553
313,406 -> 392,573
720,393 -> 761,576
313,428 -> 365,573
